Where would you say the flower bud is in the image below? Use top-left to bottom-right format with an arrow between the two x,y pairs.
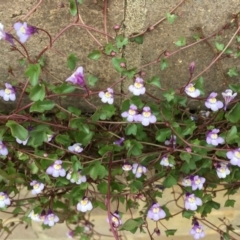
113,25 -> 120,30
189,62 -> 195,75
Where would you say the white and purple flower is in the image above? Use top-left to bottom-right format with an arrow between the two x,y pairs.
128,77 -> 146,96
190,221 -> 205,240
121,104 -> 138,122
164,135 -> 177,147
160,156 -> 173,167
99,88 -> 114,104
30,180 -> 45,195
114,137 -> 125,146
184,193 -> 202,211
136,106 -> 156,126
66,66 -> 85,87
0,141 -> 8,156
77,197 -> 93,212
107,211 -> 122,228
191,175 -> 206,191
0,23 -> 14,45
46,160 -> 66,178
16,136 -> 29,145
28,211 -> 42,222
147,203 -> 166,221
66,171 -> 87,184
206,129 -> 224,146
43,211 -> 59,227
122,162 -> 132,171
205,92 -> 223,111
0,192 -> 11,208
46,134 -> 54,142
0,83 -> 16,101
14,22 -> 37,43
222,89 -> 237,111
182,177 -> 192,187
185,84 -> 200,98
132,163 -> 147,178
226,148 -> 240,166
68,143 -> 83,154
66,231 -> 74,239
216,163 -> 230,178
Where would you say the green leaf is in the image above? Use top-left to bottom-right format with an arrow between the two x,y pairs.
116,35 -> 128,48
224,199 -> 235,207
180,152 -> 191,163
30,100 -> 55,113
165,229 -> 177,236
194,76 -> 204,95
111,57 -> 127,72
226,126 -> 238,143
88,50 -> 101,60
125,124 -> 137,136
55,134 -> 70,147
166,13 -> 177,24
155,128 -> 171,142
163,174 -> 177,188
215,42 -> 225,51
67,106 -> 81,116
122,68 -> 137,79
160,58 -> 168,70
175,37 -> 186,47
207,200 -> 220,210
87,75 -> 98,87
92,105 -> 116,121
29,84 -> 45,101
182,210 -> 195,219
147,76 -> 161,88
25,63 -> 41,86
89,162 -> 108,180
119,218 -> 144,233
237,35 -> 240,43
53,83 -> 76,94
163,89 -> 175,102
130,180 -> 143,193
229,84 -> 240,93
126,140 -> 143,156
227,67 -> 238,77
67,53 -> 78,70
69,0 -> 77,16
97,182 -> 108,194
223,232 -> 230,240
226,103 -> 240,123
6,120 -> 28,141
104,43 -> 118,55
130,35 -> 144,44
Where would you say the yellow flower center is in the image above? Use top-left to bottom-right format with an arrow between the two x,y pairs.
20,26 -> 26,33
211,133 -> 218,139
48,215 -> 54,221
5,88 -> 11,95
234,151 -> 240,158
196,227 -> 202,233
0,195 -> 5,201
123,165 -> 131,171
184,179 -> 191,185
219,168 -> 225,173
128,109 -> 136,115
54,164 -> 61,170
33,183 -> 39,189
188,196 -> 195,203
195,179 -> 201,185
105,92 -> 111,98
112,216 -> 118,223
81,199 -> 88,206
137,167 -> 143,173
134,82 -> 143,89
75,146 -> 81,152
209,97 -> 217,103
153,207 -> 159,213
187,85 -> 195,92
143,111 -> 151,118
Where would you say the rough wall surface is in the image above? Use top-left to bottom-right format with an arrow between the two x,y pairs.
0,0 -> 240,110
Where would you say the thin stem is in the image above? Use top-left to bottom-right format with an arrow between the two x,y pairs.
15,80 -> 29,113
103,0 -> 109,43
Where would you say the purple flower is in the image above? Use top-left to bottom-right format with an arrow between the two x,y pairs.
66,231 -> 74,239
66,66 -> 85,87
99,88 -> 114,104
0,83 -> 16,101
68,143 -> 83,153
128,77 -> 146,96
206,129 -> 224,146
30,181 -> 44,195
14,22 -> 37,43
16,136 -> 29,145
0,141 -> 8,156
46,134 -> 54,142
46,160 -> 66,178
222,89 -> 237,110
0,192 -> 11,208
226,148 -> 240,166
44,211 -> 59,227
77,197 -> 93,212
164,135 -> 177,147
122,162 -> 132,171
147,203 -> 166,221
132,163 -> 147,178
0,23 -> 14,45
216,163 -> 230,178
160,156 -> 173,167
205,92 -> 223,111
190,221 -> 205,239
185,193 -> 202,211
191,175 -> 205,191
121,104 -> 138,122
114,137 -> 125,146
66,171 -> 87,184
185,84 -> 200,98
136,106 -> 156,126
107,211 -> 122,228
182,177 -> 192,187
28,211 -> 42,222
